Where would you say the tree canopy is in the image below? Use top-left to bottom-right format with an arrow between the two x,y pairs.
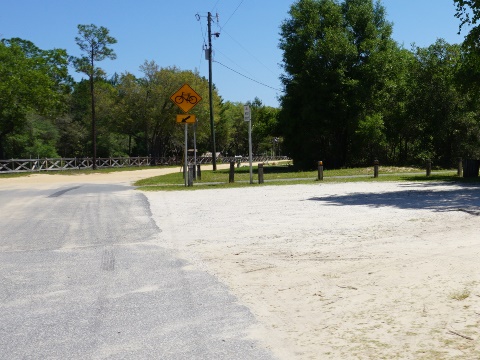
455,0 -> 480,48
0,39 -> 69,158
279,0 -> 396,168
3,10 -> 480,170
277,0 -> 480,169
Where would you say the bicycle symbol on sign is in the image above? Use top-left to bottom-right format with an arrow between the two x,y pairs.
175,92 -> 198,105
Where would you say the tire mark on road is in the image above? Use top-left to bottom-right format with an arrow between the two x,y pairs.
48,186 -> 81,198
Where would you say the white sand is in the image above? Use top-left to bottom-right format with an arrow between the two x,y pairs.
2,170 -> 479,359
147,182 -> 480,359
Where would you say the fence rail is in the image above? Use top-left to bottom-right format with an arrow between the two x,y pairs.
0,156 -> 290,173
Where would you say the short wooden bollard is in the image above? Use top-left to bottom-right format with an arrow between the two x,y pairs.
229,161 -> 235,183
197,164 -> 201,180
317,161 -> 324,181
188,165 -> 194,187
374,160 -> 379,178
457,157 -> 463,177
463,159 -> 480,178
426,159 -> 431,177
258,163 -> 264,184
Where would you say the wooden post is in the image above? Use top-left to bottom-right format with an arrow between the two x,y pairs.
229,161 -> 235,183
197,164 -> 201,180
463,159 -> 479,178
317,161 -> 324,181
426,159 -> 431,177
457,157 -> 463,177
188,164 -> 194,187
374,159 -> 379,178
258,163 -> 264,184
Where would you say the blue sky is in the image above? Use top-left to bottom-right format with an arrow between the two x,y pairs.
1,1 -> 468,108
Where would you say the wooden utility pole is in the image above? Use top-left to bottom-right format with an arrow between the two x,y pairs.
207,12 -> 217,171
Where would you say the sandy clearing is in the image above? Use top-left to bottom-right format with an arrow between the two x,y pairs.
146,182 -> 480,359
2,169 -> 480,359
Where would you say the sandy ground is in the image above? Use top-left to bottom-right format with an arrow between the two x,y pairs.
0,166 -> 190,188
2,169 -> 480,359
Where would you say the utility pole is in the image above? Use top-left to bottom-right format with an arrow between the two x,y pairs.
207,12 -> 217,171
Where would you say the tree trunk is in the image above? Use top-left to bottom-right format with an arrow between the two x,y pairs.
90,74 -> 96,170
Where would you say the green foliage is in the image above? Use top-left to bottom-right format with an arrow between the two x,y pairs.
4,8 -> 480,169
278,0 -> 480,169
454,0 -> 480,49
279,0 -> 396,169
216,101 -> 245,155
111,62 -> 221,158
353,113 -> 386,163
214,98 -> 280,157
0,38 -> 69,158
402,42 -> 476,166
71,24 -> 117,78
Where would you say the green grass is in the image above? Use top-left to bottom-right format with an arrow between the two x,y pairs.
134,164 -> 473,191
449,289 -> 471,301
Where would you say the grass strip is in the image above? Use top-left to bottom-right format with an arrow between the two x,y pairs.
135,165 -> 474,191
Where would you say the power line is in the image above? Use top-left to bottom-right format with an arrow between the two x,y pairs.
221,28 -> 278,77
210,0 -> 221,13
221,0 -> 245,30
214,47 -> 256,79
213,60 -> 283,92
195,14 -> 207,74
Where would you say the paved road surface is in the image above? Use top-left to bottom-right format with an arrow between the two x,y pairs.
0,182 -> 274,359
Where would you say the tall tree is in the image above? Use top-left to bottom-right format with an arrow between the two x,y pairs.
71,24 -> 116,169
279,0 -> 396,168
406,40 -> 466,166
0,39 -> 69,158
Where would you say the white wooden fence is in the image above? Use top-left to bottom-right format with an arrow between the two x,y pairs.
0,156 -> 290,173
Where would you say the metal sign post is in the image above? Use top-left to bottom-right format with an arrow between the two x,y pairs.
170,83 -> 203,187
193,119 -> 198,180
184,123 -> 188,187
244,105 -> 253,184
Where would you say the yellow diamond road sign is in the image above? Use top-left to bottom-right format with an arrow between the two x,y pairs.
176,114 -> 196,124
170,84 -> 202,113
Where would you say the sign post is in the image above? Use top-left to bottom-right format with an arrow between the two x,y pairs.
184,123 -> 188,187
170,84 -> 202,187
193,119 -> 198,180
244,105 -> 253,184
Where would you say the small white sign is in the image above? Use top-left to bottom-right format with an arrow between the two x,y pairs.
244,105 -> 251,122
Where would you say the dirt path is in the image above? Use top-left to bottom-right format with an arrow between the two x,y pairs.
0,164 -> 233,189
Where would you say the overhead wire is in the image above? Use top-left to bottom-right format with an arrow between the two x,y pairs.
210,0 -> 221,13
213,47 -> 257,79
199,1 -> 283,95
220,0 -> 245,30
214,60 -> 284,92
221,28 -> 278,77
196,13 -> 208,81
